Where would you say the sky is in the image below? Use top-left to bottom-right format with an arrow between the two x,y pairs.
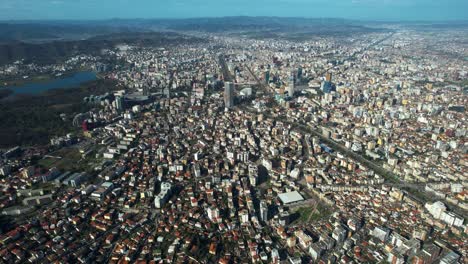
1,0 -> 467,21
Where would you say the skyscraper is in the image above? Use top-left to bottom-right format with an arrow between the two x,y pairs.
260,201 -> 268,222
323,72 -> 335,93
224,82 -> 234,108
287,72 -> 295,97
115,96 -> 124,111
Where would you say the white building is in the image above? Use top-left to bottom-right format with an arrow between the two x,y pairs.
207,206 -> 220,222
260,201 -> 268,222
154,182 -> 172,208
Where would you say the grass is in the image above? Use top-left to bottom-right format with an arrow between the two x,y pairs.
293,202 -> 332,224
38,148 -> 83,171
296,207 -> 314,223
38,158 -> 57,168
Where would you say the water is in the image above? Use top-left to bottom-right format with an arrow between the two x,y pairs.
0,71 -> 97,96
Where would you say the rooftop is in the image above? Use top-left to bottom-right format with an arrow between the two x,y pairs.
278,191 -> 304,204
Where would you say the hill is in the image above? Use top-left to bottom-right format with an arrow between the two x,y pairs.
0,32 -> 203,65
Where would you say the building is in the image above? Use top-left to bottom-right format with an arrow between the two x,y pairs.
63,172 -> 88,187
240,87 -> 253,97
322,81 -> 335,93
91,182 -> 114,200
22,194 -> 53,206
278,191 -> 304,205
297,67 -> 303,80
154,182 -> 172,208
372,226 -> 391,242
440,251 -> 460,264
279,211 -> 290,226
41,168 -> 60,182
22,166 -> 35,178
115,96 -> 124,111
207,206 -> 220,222
309,242 -> 326,260
332,226 -> 347,243
294,230 -> 313,248
287,72 -> 295,97
248,163 -> 258,186
0,165 -> 11,176
260,201 -> 268,222
425,201 -> 464,227
224,82 -> 234,108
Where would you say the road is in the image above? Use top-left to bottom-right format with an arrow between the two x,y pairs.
217,38 -> 468,217
218,54 -> 234,82
238,33 -> 405,184
311,32 -> 395,80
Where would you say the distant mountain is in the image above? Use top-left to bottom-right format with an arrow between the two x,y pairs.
0,17 -> 380,42
4,17 -> 464,65
1,17 -> 466,43
405,21 -> 468,31
109,17 -> 376,34
0,17 -> 387,65
0,22 -> 138,43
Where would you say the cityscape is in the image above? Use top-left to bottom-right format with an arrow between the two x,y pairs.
0,2 -> 467,264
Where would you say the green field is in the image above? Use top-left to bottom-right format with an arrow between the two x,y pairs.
38,146 -> 104,174
38,148 -> 82,171
292,203 -> 332,224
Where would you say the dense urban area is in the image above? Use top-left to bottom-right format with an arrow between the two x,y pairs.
0,23 -> 467,264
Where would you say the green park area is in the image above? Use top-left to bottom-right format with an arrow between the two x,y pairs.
292,202 -> 332,224
38,148 -> 82,171
38,147 -> 101,173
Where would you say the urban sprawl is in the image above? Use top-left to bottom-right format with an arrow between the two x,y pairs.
0,29 -> 467,264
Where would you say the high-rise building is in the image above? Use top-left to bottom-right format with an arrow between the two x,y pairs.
297,67 -> 303,80
264,70 -> 270,84
154,182 -> 172,208
322,72 -> 335,94
260,201 -> 268,222
287,73 -> 295,97
224,82 -> 234,108
115,96 -> 124,111
322,81 -> 335,93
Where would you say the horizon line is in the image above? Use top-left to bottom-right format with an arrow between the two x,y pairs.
0,16 -> 467,24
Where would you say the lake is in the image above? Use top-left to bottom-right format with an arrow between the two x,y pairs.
0,71 -> 97,96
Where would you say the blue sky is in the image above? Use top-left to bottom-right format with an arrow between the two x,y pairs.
1,0 -> 467,21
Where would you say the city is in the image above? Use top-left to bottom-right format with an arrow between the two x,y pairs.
0,4 -> 467,264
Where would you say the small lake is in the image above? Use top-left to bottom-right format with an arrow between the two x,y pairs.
0,71 -> 97,96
